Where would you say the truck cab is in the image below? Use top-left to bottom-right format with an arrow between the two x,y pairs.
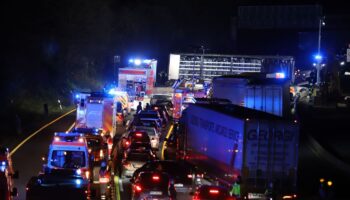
46,132 -> 90,180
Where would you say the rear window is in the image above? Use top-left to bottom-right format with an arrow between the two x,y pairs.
138,173 -> 170,190
127,153 -> 151,162
134,127 -> 156,136
139,113 -> 159,119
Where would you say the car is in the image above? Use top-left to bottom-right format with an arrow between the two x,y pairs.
151,102 -> 173,122
134,119 -> 162,133
120,143 -> 156,178
26,169 -> 89,200
0,147 -> 18,200
150,94 -> 172,105
137,110 -> 164,127
84,134 -> 108,163
130,172 -> 176,200
192,185 -> 236,200
132,160 -> 203,193
133,126 -> 160,150
122,130 -> 151,149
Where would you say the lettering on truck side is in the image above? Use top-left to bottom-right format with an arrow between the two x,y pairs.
247,129 -> 294,141
190,114 -> 239,141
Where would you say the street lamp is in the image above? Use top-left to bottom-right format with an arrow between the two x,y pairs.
315,16 -> 326,85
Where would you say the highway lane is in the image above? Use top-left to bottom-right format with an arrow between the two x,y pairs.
11,112 -> 76,200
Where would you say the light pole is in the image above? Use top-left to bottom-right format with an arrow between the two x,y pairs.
316,16 -> 325,85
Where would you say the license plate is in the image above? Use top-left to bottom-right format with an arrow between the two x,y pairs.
248,193 -> 265,199
174,183 -> 183,187
150,191 -> 162,195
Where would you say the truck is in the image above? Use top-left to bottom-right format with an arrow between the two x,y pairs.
183,103 -> 299,199
75,93 -> 117,138
212,73 -> 291,117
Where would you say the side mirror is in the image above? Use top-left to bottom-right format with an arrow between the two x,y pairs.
12,170 -> 19,179
189,191 -> 194,196
11,187 -> 18,196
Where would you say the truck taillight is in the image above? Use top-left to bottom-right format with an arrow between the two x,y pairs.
187,174 -> 193,179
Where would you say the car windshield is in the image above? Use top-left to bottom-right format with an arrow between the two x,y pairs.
50,150 -> 86,169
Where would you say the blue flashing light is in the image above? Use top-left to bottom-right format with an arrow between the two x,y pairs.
129,59 -> 134,63
75,179 -> 82,185
1,161 -> 5,166
108,88 -> 116,95
143,59 -> 151,64
76,169 -> 82,175
0,166 -> 5,172
276,72 -> 285,79
314,54 -> 323,61
75,94 -> 80,99
134,59 -> 142,65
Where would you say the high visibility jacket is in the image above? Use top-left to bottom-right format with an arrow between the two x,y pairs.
230,183 -> 241,197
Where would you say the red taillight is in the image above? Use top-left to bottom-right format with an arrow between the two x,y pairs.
99,177 -> 110,183
135,184 -> 142,192
135,133 -> 143,137
154,107 -> 159,110
152,175 -> 160,181
209,189 -> 219,194
187,174 -> 193,178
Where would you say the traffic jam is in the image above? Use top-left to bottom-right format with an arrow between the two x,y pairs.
1,61 -> 301,200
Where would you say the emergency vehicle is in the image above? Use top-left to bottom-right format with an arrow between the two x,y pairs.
75,92 -> 116,138
0,147 -> 18,200
46,132 -> 91,180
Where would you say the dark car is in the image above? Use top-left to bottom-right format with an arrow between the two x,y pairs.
151,101 -> 173,121
132,160 -> 203,193
84,134 -> 108,163
120,143 -> 156,178
131,172 -> 176,200
26,169 -> 89,200
127,130 -> 151,146
192,185 -> 235,200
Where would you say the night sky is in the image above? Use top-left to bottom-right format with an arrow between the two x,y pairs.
2,0 -> 350,106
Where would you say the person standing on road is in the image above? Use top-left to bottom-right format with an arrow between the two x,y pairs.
145,103 -> 151,111
136,102 -> 142,114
